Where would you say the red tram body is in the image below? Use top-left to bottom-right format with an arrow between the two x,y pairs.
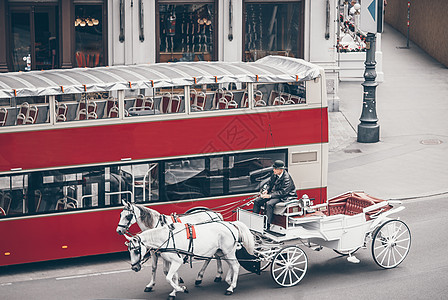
0,57 -> 328,266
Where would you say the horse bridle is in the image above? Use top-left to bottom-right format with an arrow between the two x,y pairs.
118,207 -> 135,231
126,235 -> 150,267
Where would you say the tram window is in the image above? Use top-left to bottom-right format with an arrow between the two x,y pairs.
254,82 -> 306,107
228,151 -> 286,194
0,98 -> 8,127
55,92 -> 114,122
117,163 -> 159,203
0,175 -> 27,216
164,158 -> 207,201
39,167 -> 103,211
190,83 -> 246,112
1,96 -> 50,126
209,157 -> 224,196
206,83 -> 246,110
125,87 -> 185,117
189,85 -> 211,112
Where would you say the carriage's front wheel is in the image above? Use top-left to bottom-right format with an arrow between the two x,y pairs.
371,219 -> 411,269
270,246 -> 308,287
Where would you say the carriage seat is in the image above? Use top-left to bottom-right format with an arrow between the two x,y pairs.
327,197 -> 375,216
325,192 -> 393,221
273,198 -> 301,216
327,194 -> 377,220
344,197 -> 376,216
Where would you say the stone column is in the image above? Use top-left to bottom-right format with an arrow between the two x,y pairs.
0,0 -> 9,72
61,0 -> 73,69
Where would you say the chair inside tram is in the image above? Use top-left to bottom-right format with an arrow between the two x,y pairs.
0,79 -> 308,127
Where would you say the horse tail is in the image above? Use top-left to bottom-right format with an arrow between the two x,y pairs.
231,221 -> 255,255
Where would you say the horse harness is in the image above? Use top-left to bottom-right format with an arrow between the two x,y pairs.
121,205 -> 222,233
158,210 -> 222,227
149,221 -> 240,266
118,206 -> 135,231
127,235 -> 151,268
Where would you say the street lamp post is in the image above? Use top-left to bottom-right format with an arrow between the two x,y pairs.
357,32 -> 379,143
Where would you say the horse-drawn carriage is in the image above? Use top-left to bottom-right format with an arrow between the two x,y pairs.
117,191 -> 411,298
237,191 -> 411,287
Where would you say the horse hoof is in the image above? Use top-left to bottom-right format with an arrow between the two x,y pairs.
225,290 -> 233,296
214,277 -> 222,283
179,277 -> 184,284
183,286 -> 189,294
144,287 -> 153,292
195,280 -> 202,286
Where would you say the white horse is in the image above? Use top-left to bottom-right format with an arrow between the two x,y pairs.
125,220 -> 254,299
116,200 -> 224,291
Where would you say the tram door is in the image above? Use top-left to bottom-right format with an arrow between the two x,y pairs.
10,5 -> 59,72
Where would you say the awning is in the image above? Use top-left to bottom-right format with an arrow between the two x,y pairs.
0,56 -> 321,98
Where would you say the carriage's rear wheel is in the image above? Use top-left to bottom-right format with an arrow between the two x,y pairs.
270,246 -> 308,287
371,219 -> 411,269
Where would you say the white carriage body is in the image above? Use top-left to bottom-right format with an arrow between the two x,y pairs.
237,193 -> 411,288
238,191 -> 405,252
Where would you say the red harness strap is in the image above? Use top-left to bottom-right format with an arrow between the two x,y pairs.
185,224 -> 196,239
171,214 -> 182,223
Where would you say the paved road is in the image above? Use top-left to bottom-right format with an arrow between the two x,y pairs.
1,194 -> 447,300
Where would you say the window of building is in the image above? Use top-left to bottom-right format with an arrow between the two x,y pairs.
74,4 -> 105,67
244,0 -> 304,61
9,4 -> 59,71
157,1 -> 217,63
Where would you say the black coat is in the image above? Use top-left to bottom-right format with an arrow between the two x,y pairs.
266,170 -> 297,201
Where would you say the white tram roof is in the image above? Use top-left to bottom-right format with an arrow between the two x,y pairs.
0,56 -> 321,98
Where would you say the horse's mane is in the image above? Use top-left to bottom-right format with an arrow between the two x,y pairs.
135,205 -> 160,229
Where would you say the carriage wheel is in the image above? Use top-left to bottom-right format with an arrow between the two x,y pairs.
270,246 -> 308,287
253,232 -> 281,271
333,248 -> 360,256
371,219 -> 411,269
256,244 -> 281,271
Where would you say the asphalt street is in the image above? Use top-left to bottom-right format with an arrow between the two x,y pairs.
1,194 -> 447,300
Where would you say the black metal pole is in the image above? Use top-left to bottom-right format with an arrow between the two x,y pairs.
406,1 -> 410,48
357,32 -> 379,143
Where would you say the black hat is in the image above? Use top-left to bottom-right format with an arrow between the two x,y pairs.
272,160 -> 285,169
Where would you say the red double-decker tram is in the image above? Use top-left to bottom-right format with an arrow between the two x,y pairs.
0,56 -> 328,266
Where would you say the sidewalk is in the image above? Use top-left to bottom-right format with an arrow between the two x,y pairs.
328,24 -> 448,200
